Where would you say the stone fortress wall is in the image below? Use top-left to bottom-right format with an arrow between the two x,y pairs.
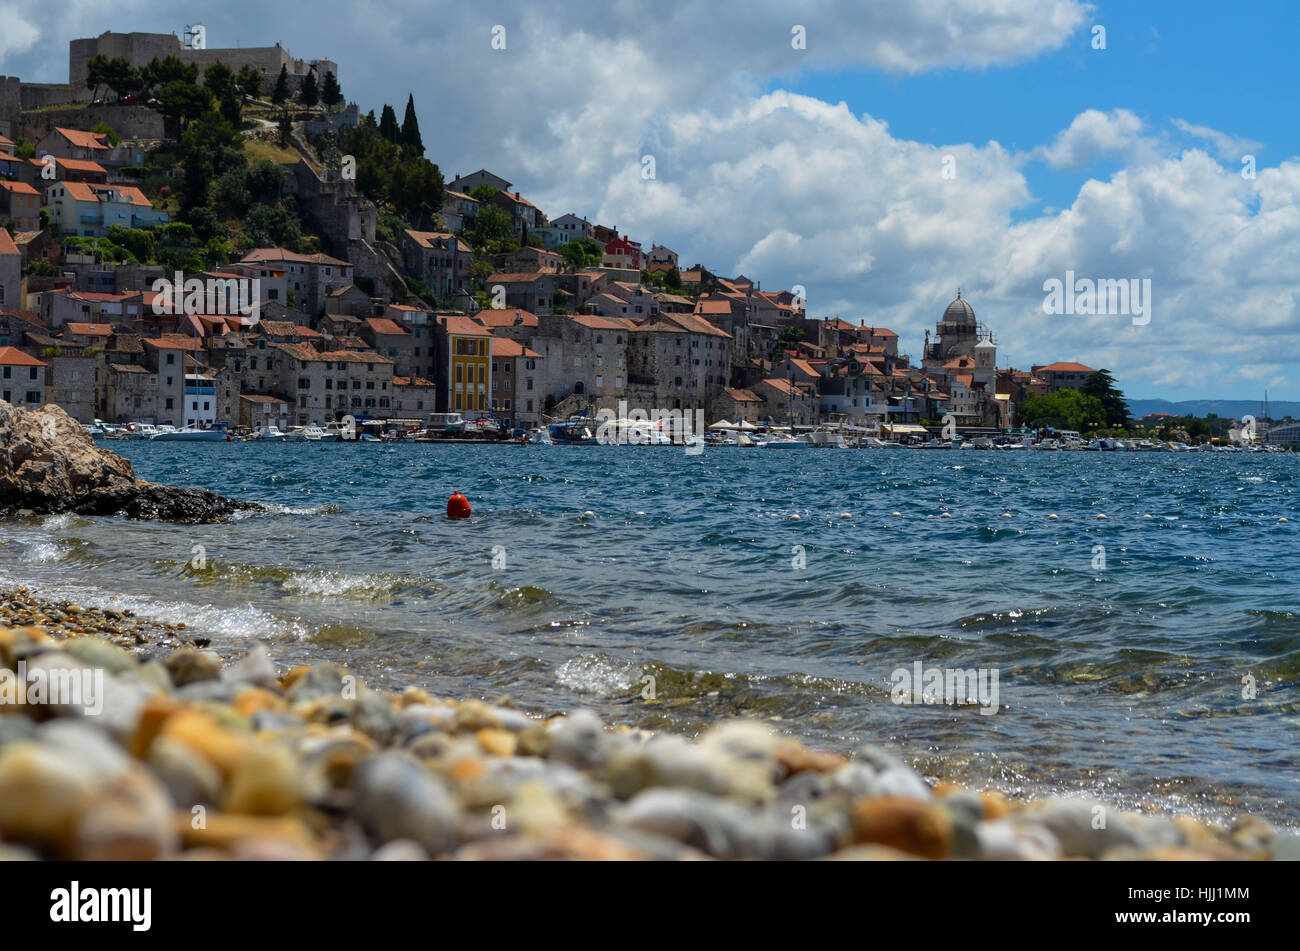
2,30 -> 338,129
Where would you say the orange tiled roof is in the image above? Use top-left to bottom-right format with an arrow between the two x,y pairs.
53,127 -> 109,150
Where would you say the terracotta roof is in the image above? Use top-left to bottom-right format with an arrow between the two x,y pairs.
663,313 -> 731,338
490,337 -> 542,358
364,318 -> 407,336
760,377 -> 809,396
54,181 -> 151,207
571,314 -> 629,331
143,335 -> 204,351
476,308 -> 538,328
64,322 -> 113,336
0,229 -> 17,256
438,314 -> 489,337
241,393 -> 287,403
46,157 -> 107,174
53,127 -> 109,150
0,346 -> 46,367
486,272 -> 551,283
240,247 -> 352,268
0,181 -> 39,196
393,376 -> 437,387
1035,361 -> 1096,373
109,363 -> 149,374
403,230 -> 463,250
320,349 -> 393,365
724,388 -> 761,402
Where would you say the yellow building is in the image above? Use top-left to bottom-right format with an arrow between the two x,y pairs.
436,314 -> 491,414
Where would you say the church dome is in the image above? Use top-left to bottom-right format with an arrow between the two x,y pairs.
943,291 -> 975,324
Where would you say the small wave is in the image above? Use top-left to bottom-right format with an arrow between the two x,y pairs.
555,654 -> 640,696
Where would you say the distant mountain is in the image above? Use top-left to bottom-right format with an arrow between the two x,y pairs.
1126,399 -> 1300,420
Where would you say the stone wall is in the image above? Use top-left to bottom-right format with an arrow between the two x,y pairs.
70,32 -> 337,95
16,104 -> 164,145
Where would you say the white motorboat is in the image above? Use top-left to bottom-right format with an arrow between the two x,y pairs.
251,427 -> 287,441
757,433 -> 809,448
291,425 -> 338,442
805,427 -> 848,448
151,427 -> 227,442
523,427 -> 554,445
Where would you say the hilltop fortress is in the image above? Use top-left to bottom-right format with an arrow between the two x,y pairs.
1,29 -> 337,135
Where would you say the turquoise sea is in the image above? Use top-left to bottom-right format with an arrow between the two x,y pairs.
2,442 -> 1298,823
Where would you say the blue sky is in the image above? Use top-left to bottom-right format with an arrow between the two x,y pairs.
776,1 -> 1296,223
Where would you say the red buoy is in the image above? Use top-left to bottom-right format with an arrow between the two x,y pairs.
447,492 -> 472,519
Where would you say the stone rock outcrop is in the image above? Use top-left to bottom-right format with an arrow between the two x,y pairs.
0,401 -> 258,522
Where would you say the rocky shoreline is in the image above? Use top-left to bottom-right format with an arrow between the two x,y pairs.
0,402 -> 257,522
0,586 -> 1295,861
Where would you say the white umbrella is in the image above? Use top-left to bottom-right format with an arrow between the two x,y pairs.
709,419 -> 737,430
738,419 -> 758,430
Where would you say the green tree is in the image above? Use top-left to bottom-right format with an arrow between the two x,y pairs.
468,205 -> 515,249
247,160 -> 286,202
106,225 -> 155,263
469,184 -> 497,203
1020,389 -> 1106,431
156,81 -> 215,131
90,123 -> 120,147
141,56 -> 199,95
776,326 -> 804,351
320,70 -> 343,109
299,70 -> 319,108
271,65 -> 291,104
665,266 -> 682,290
1080,369 -> 1129,427
203,61 -> 236,101
236,65 -> 262,100
378,104 -> 399,143
214,167 -> 251,218
84,54 -> 110,101
103,57 -> 141,99
389,158 -> 444,228
400,93 -> 423,154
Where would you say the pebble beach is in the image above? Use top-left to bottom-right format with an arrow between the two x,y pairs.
1,586 -> 1296,862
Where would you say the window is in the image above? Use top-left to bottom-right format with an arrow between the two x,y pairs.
165,398 -> 174,409
166,354 -> 175,365
325,380 -> 333,390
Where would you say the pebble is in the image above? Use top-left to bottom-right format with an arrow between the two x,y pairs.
165,647 -> 223,687
352,753 -> 460,854
0,610 -> 1279,862
1029,799 -> 1143,859
851,796 -> 952,859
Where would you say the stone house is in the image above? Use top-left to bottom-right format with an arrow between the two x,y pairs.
489,336 -> 543,427
0,346 -> 46,407
399,230 -> 472,303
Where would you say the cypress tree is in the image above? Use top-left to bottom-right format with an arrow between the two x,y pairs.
271,64 -> 290,104
379,104 -> 399,143
400,93 -> 424,155
320,70 -> 343,108
299,70 -> 319,107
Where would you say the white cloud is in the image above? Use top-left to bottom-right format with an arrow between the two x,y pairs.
0,4 -> 39,61
1171,118 -> 1262,162
1029,108 -> 1149,168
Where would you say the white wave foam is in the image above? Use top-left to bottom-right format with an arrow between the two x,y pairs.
555,654 -> 639,696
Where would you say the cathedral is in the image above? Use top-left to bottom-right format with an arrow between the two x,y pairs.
922,291 -> 1000,426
